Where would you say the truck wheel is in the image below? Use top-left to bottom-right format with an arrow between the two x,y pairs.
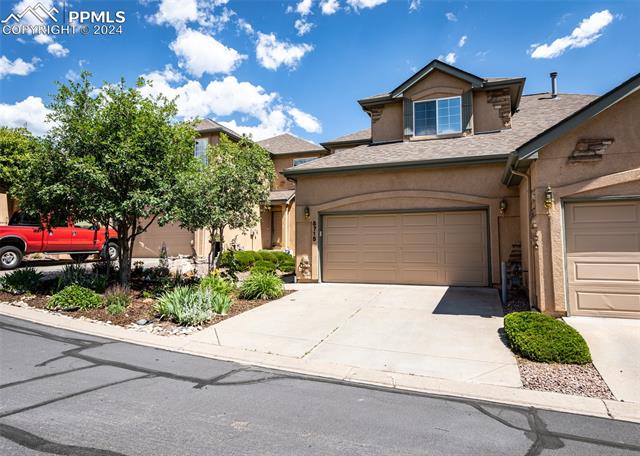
105,243 -> 119,261
0,246 -> 22,270
70,253 -> 90,263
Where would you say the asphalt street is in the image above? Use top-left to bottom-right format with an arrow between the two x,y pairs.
0,315 -> 639,456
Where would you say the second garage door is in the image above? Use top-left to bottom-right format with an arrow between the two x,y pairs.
132,219 -> 194,258
322,210 -> 488,286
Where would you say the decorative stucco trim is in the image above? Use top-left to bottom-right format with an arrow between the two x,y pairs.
556,167 -> 640,198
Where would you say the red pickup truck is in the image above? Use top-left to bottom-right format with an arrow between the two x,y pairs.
0,212 -> 119,270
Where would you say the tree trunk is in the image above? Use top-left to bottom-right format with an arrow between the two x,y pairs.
207,227 -> 215,273
215,225 -> 225,271
117,222 -> 134,287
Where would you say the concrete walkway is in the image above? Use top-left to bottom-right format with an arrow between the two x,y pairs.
566,316 -> 640,403
191,284 -> 522,387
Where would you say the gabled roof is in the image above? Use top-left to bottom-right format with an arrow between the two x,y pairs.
257,133 -> 326,156
284,93 -> 596,177
503,71 -> 640,185
269,189 -> 295,204
321,128 -> 371,148
195,118 -> 242,141
357,59 -> 525,113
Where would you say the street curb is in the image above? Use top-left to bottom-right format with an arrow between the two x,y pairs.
2,302 -> 639,424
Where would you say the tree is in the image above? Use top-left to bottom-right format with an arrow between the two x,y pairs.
170,133 -> 275,270
0,127 -> 40,192
13,72 -> 198,286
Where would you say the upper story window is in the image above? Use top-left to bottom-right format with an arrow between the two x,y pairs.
413,96 -> 462,136
292,157 -> 317,167
194,138 -> 208,164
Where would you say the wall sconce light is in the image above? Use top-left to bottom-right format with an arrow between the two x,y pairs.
304,206 -> 311,220
499,199 -> 508,215
544,186 -> 554,210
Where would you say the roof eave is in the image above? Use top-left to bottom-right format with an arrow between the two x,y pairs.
283,153 -> 510,178
320,138 -> 371,149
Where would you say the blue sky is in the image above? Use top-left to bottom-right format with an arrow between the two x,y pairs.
1,0 -> 638,142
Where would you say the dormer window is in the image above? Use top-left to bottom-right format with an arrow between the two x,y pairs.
413,96 -> 462,136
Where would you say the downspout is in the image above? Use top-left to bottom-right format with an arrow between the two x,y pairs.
510,168 -> 536,310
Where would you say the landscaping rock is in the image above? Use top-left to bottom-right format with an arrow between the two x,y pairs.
136,319 -> 149,326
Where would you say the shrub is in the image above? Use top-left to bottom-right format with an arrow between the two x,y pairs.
239,272 -> 285,300
199,273 -> 235,296
250,260 -> 276,274
47,285 -> 103,310
155,287 -> 233,325
0,267 -> 43,294
257,250 -> 278,263
104,285 -> 131,311
503,312 -> 592,364
234,251 -> 258,271
57,263 -> 90,291
272,251 -> 293,265
278,259 -> 295,274
218,250 -> 235,268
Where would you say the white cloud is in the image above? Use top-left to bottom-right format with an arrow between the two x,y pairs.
295,0 -> 314,16
294,19 -> 314,36
65,69 -> 80,81
46,42 -> 69,58
529,10 -> 614,59
12,0 -> 54,26
0,96 -> 51,136
439,52 -> 456,64
34,34 -> 53,45
255,33 -> 313,71
237,18 -> 255,35
409,0 -> 420,12
458,35 -> 467,47
139,66 -> 321,140
445,12 -> 457,22
170,28 -> 246,77
288,107 -> 322,133
148,0 -> 198,27
0,56 -> 38,79
320,0 -> 340,15
346,0 -> 387,9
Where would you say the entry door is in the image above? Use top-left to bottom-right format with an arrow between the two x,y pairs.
271,209 -> 283,247
565,200 -> 640,318
322,210 -> 488,286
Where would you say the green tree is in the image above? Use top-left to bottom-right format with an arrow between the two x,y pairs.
171,134 -> 275,270
13,72 -> 198,285
0,127 -> 40,192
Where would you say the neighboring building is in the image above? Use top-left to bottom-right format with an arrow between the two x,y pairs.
321,128 -> 371,154
256,133 -> 328,252
285,59 -> 640,319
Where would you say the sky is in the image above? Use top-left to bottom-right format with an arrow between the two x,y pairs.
0,0 -> 638,142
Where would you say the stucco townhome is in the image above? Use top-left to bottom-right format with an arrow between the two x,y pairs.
285,59 -> 640,319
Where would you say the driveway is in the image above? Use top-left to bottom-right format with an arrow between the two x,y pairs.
194,284 -> 521,387
565,316 -> 640,403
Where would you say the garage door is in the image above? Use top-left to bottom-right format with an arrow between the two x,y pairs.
565,200 -> 640,318
322,210 -> 488,286
132,219 -> 194,258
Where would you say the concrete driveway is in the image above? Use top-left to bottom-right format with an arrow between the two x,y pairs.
198,284 -> 521,387
565,316 -> 640,403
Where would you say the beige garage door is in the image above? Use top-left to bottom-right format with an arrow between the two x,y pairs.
133,219 -> 193,258
566,200 -> 640,318
322,210 -> 488,286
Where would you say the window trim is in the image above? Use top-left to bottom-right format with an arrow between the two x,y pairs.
292,156 -> 318,167
412,95 -> 462,137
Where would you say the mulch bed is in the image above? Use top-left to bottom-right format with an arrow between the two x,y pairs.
502,288 -> 531,315
516,356 -> 614,400
0,290 -> 292,334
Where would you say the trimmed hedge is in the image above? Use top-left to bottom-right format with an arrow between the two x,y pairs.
219,250 -> 295,273
251,260 -> 276,274
503,312 -> 592,364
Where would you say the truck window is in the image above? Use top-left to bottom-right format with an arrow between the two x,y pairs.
9,212 -> 39,226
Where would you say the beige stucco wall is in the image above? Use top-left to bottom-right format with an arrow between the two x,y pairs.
473,90 -> 508,133
520,89 -> 640,315
371,102 -> 403,143
0,193 -> 9,225
404,69 -> 470,101
294,163 -> 520,285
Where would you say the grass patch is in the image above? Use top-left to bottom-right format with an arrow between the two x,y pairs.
504,312 -> 592,364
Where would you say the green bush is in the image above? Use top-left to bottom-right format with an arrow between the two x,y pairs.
104,285 -> 131,314
57,264 -> 108,292
234,251 -> 258,271
278,259 -> 295,274
47,285 -> 103,310
257,250 -> 278,263
250,260 -> 276,274
199,273 -> 235,296
218,250 -> 235,268
272,251 -> 293,264
0,267 -> 43,294
503,312 -> 592,364
239,272 -> 285,300
155,287 -> 233,325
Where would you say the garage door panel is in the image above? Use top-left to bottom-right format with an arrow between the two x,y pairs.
323,210 -> 487,286
566,200 -> 640,318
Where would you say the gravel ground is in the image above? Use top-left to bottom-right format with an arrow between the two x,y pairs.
502,289 -> 531,315
516,356 -> 615,400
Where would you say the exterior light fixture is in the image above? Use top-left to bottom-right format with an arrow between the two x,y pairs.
304,206 -> 311,220
544,186 -> 554,210
499,199 -> 507,215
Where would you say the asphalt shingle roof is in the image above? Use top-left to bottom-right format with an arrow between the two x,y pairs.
195,119 -> 241,140
323,128 -> 371,145
269,189 -> 296,203
257,133 -> 326,155
286,93 -> 596,174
